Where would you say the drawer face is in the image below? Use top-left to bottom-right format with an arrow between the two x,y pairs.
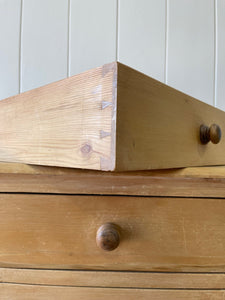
2,284 -> 225,300
1,194 -> 225,272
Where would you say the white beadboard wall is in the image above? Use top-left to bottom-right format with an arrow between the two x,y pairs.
0,0 -> 225,111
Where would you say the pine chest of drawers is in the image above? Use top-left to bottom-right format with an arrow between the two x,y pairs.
1,163 -> 225,299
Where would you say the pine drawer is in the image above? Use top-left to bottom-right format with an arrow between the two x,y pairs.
2,284 -> 225,300
1,194 -> 225,272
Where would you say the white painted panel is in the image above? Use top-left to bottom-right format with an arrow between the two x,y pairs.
216,0 -> 225,111
69,0 -> 117,76
167,0 -> 214,105
21,0 -> 68,92
118,0 -> 166,82
0,0 -> 21,100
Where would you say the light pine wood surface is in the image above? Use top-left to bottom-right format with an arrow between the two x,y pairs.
0,163 -> 224,197
0,165 -> 225,297
0,63 -> 116,170
116,62 -> 225,170
2,268 -> 225,289
1,284 -> 225,300
0,162 -> 225,177
1,194 -> 225,272
1,62 -> 225,170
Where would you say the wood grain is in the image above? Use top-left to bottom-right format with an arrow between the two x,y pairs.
0,163 -> 224,197
1,62 -> 225,171
96,223 -> 121,251
1,194 -> 225,272
0,63 -> 117,170
2,162 -> 225,177
3,268 -> 225,289
116,62 -> 225,170
1,283 -> 225,300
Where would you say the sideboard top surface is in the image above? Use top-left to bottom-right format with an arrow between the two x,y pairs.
0,162 -> 224,198
0,162 -> 224,178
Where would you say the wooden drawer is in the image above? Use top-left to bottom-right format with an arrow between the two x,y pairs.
1,62 -> 225,171
2,268 -> 225,299
2,284 -> 225,300
1,194 -> 225,272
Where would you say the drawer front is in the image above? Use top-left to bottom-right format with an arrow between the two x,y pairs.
2,268 -> 225,289
2,284 -> 225,300
1,194 -> 225,272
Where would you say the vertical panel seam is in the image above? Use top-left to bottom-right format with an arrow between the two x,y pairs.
214,0 -> 218,107
67,0 -> 71,77
116,0 -> 119,61
164,0 -> 169,84
19,0 -> 24,93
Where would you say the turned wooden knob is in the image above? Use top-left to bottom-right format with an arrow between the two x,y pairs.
200,124 -> 222,144
96,223 -> 121,251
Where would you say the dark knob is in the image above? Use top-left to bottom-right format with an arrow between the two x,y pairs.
200,124 -> 222,144
96,223 -> 121,251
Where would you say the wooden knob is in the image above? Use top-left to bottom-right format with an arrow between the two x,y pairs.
200,124 -> 222,144
96,223 -> 121,251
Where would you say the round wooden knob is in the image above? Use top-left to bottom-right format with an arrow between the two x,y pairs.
96,223 -> 121,251
200,124 -> 222,144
